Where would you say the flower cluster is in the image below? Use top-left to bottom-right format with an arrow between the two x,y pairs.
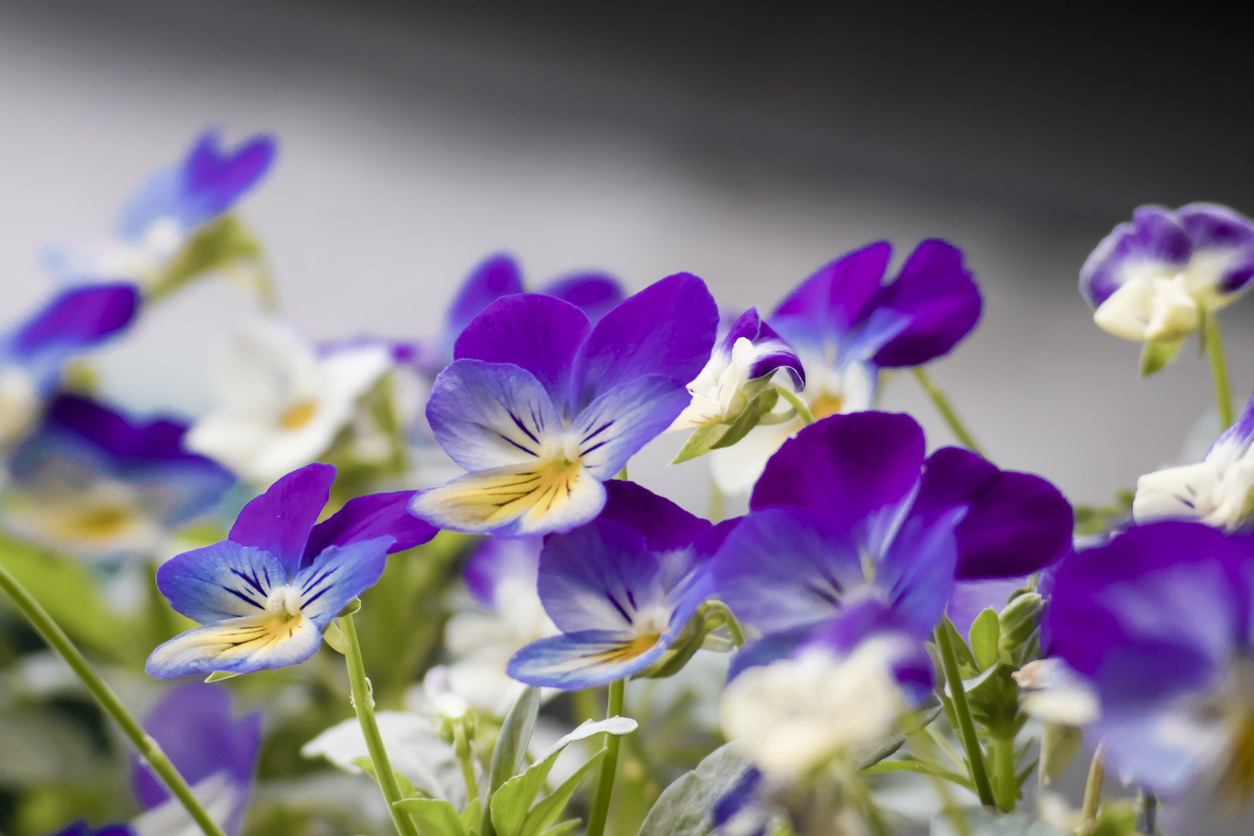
6,130 -> 1254,836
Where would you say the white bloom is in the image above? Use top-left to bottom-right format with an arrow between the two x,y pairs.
0,367 -> 38,448
720,636 -> 910,782
1,477 -> 167,560
186,319 -> 393,483
1012,659 -> 1100,727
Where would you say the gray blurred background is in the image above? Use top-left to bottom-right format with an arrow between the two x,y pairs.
2,0 -> 1251,510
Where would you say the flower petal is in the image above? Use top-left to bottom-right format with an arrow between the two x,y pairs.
180,130 -> 278,228
293,537 -> 392,624
443,253 -> 524,340
425,359 -> 564,472
227,463 -> 335,576
145,612 -> 324,678
506,629 -> 671,690
570,273 -> 717,411
1080,206 -> 1191,309
598,480 -> 711,554
770,242 -> 891,353
155,541 -> 287,624
462,535 -> 542,610
453,294 -> 590,411
868,239 -> 982,367
875,509 -> 960,637
913,447 -> 1072,579
539,271 -> 624,322
571,375 -> 693,479
6,284 -> 140,387
409,460 -> 607,536
301,491 -> 437,568
537,518 -> 661,634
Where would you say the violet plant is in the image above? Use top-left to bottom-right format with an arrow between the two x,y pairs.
5,130 -> 1254,836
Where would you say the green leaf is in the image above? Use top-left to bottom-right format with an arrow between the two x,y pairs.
205,671 -> 239,683
671,424 -> 730,464
968,608 -> 1001,672
394,797 -> 467,836
541,821 -> 581,836
998,593 -> 1042,653
519,749 -> 604,836
1140,337 -> 1183,377
482,687 -> 541,836
638,743 -> 757,836
322,620 -> 351,654
938,617 -> 978,678
461,798 -> 482,834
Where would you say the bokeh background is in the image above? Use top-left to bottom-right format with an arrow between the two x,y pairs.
2,0 -> 1251,512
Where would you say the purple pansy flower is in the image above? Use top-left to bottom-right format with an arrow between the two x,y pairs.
506,480 -> 732,689
712,411 -> 1072,674
132,682 -> 262,836
1080,203 -> 1254,353
409,273 -> 718,536
670,307 -> 805,431
41,129 -> 276,288
146,462 -> 436,678
0,283 -> 140,446
2,394 -> 234,560
1047,521 -> 1254,803
709,240 -> 982,493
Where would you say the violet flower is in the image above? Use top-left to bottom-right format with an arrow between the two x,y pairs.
146,462 -> 435,678
709,240 -> 981,493
0,283 -> 139,447
1080,203 -> 1254,371
506,480 -> 732,689
409,273 -> 718,536
2,394 -> 234,560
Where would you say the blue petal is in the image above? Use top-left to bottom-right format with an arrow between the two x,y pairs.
506,628 -> 671,690
228,463 -> 335,577
539,271 -> 624,322
874,510 -> 961,638
115,162 -> 184,240
462,535 -> 542,610
727,628 -> 809,680
570,374 -> 692,479
145,612 -> 324,678
5,284 -> 140,389
425,359 -> 563,471
770,242 -> 891,354
441,253 -> 524,350
301,490 -> 436,569
156,541 -> 286,624
292,536 -> 392,626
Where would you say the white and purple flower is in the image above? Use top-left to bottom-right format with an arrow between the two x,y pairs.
409,274 -> 718,536
709,240 -> 982,493
146,463 -> 435,678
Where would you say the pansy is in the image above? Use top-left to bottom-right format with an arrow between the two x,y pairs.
1134,388 -> 1254,530
1047,521 -> 1254,809
146,462 -> 436,678
669,306 -> 804,433
409,273 -> 718,535
185,318 -> 395,483
709,240 -> 981,493
712,411 -> 1072,672
1080,203 -> 1254,371
0,283 -> 140,447
507,480 -> 732,689
42,129 -> 276,293
2,394 -> 234,560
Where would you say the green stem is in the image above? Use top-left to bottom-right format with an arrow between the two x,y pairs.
906,730 -> 973,836
1077,745 -> 1105,836
934,623 -> 996,808
0,561 -> 227,836
843,768 -> 892,836
991,735 -> 1017,812
339,614 -> 422,836
912,367 -> 983,456
1205,311 -> 1234,429
585,679 -> 625,836
775,386 -> 815,426
453,721 -> 480,807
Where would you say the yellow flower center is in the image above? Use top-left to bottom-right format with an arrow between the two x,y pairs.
594,633 -> 661,664
280,399 -> 319,430
810,392 -> 844,420
56,504 -> 137,542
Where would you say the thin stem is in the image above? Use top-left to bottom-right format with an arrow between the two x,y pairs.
0,561 -> 227,836
339,614 -> 421,836
453,721 -> 480,807
585,678 -> 625,836
1134,787 -> 1157,835
907,730 -> 973,836
912,367 -> 983,456
1205,311 -> 1234,429
934,623 -> 996,808
1077,744 -> 1105,836
991,734 -> 1017,812
775,386 -> 815,426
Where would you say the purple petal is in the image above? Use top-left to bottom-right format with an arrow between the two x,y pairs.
425,359 -> 563,471
712,507 -> 866,635
506,628 -> 672,690
301,491 -> 437,568
569,375 -> 693,479
1176,203 -> 1254,294
228,463 -> 335,576
1080,206 -> 1192,308
913,447 -> 1073,580
802,601 -> 935,701
291,536 -> 392,624
599,480 -> 711,554
751,412 -> 925,557
156,540 -> 285,624
720,308 -> 805,389
569,273 -> 718,412
540,271 -> 625,322
453,294 -> 589,412
132,682 -> 261,836
946,577 -> 1028,636
877,509 -> 961,637
868,239 -> 982,368
462,536 -> 542,610
537,518 -> 661,634
770,242 -> 892,353
727,629 -> 810,680
1046,521 -> 1243,710
6,284 -> 140,386
444,253 -> 524,340
179,130 -> 278,227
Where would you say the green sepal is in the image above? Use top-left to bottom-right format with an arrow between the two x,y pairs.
937,617 -> 978,678
671,423 -> 731,464
998,593 -> 1042,652
394,797 -> 467,836
146,214 -> 271,306
968,608 -> 1000,672
338,598 -> 362,617
1140,337 -> 1184,377
204,671 -> 239,683
322,620 -> 351,655
670,389 -> 781,464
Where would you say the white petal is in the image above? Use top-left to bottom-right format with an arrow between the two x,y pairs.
1093,274 -> 1157,341
708,419 -> 799,495
1134,462 -> 1222,526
